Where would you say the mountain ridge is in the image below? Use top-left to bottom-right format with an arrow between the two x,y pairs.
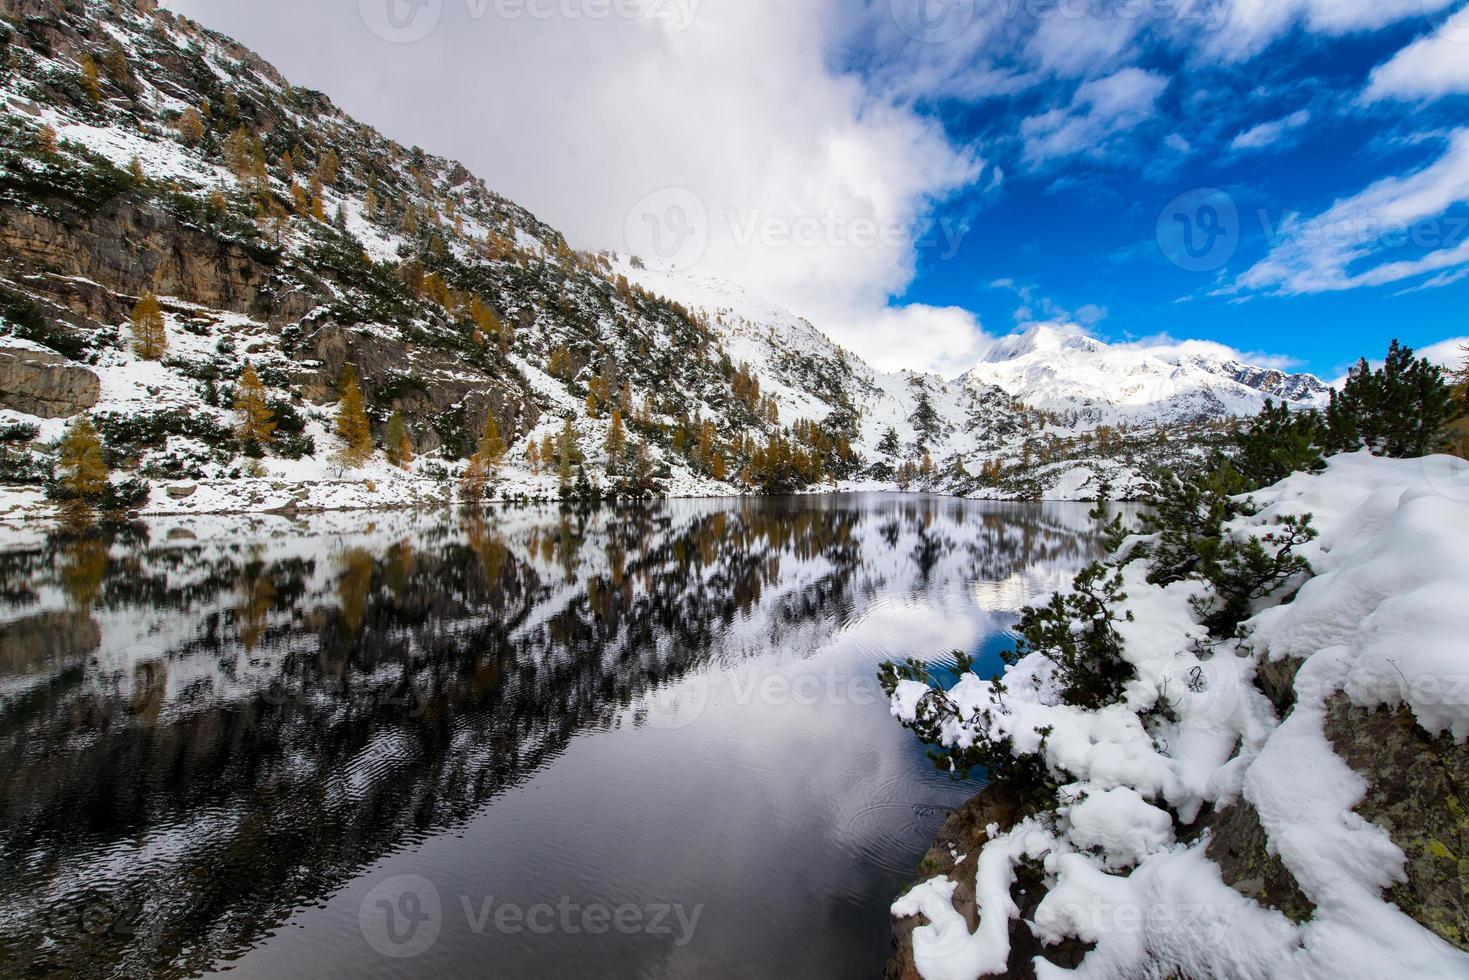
0,0 -> 1311,514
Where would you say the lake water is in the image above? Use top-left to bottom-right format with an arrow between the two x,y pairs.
0,494 -> 1107,979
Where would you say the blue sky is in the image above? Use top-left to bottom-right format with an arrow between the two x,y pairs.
167,0 -> 1469,378
847,2 -> 1469,377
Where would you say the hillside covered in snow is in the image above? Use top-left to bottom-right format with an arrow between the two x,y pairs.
0,0 -> 1329,519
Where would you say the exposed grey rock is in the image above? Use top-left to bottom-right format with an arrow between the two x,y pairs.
1326,696 -> 1469,951
1206,800 -> 1316,924
0,346 -> 101,418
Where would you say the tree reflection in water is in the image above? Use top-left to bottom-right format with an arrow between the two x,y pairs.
0,496 -> 1108,978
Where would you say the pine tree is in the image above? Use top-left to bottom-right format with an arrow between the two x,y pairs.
1324,340 -> 1455,458
877,427 -> 901,458
56,416 -> 109,531
909,388 -> 941,452
130,291 -> 167,360
233,363 -> 276,452
334,366 -> 374,467
479,412 -> 507,473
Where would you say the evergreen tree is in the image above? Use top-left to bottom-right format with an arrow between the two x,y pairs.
56,416 -> 109,531
233,363 -> 276,453
1324,340 -> 1455,458
334,366 -> 374,467
1231,399 -> 1324,489
877,427 -> 901,458
130,291 -> 167,360
909,388 -> 941,452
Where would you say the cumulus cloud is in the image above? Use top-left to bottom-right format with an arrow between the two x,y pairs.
1234,129 -> 1469,295
1020,68 -> 1169,165
1229,109 -> 1311,152
163,0 -> 985,373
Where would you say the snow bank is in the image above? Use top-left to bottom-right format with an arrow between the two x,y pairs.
890,451 -> 1469,979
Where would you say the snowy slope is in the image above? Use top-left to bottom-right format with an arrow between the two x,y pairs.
889,451 -> 1469,979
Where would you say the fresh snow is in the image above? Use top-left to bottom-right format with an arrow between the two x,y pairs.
890,451 -> 1469,979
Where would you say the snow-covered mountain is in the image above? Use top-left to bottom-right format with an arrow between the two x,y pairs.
960,323 -> 1328,427
0,0 -> 1323,511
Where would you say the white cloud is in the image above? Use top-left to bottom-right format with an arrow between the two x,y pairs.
1116,334 -> 1305,372
1191,0 -> 1460,62
1020,68 -> 1169,164
842,304 -> 996,378
1365,26 -> 1469,103
1420,335 -> 1469,369
1229,109 -> 1311,151
162,0 -> 983,374
1235,129 -> 1469,295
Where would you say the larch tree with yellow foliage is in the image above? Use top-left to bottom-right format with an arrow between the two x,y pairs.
80,55 -> 102,101
385,412 -> 414,468
334,366 -> 374,468
604,409 -> 626,474
233,363 -> 276,453
130,292 -> 167,360
55,416 -> 110,531
479,412 -> 507,475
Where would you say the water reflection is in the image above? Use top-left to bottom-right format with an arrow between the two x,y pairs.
0,496 -> 1108,979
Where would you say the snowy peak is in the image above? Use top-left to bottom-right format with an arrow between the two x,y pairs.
962,325 -> 1327,426
981,324 -> 1103,364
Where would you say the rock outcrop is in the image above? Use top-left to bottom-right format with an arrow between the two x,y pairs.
0,346 -> 100,417
1327,696 -> 1469,951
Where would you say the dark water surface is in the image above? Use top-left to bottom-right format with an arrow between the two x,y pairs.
0,494 -> 1106,979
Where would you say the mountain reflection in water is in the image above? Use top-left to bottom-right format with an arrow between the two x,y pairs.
0,494 -> 1113,979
